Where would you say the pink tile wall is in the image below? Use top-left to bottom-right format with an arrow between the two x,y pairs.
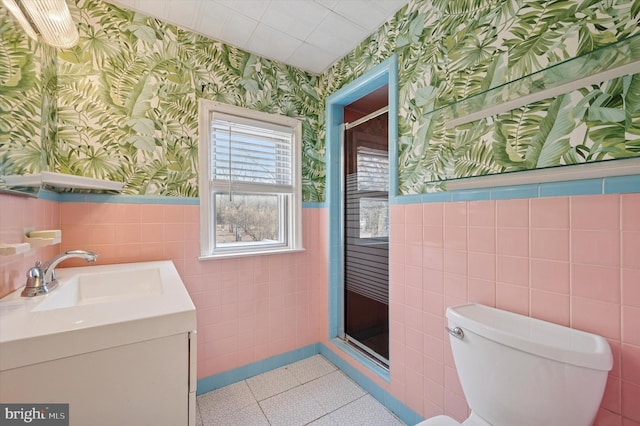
3,191 -> 638,425
59,202 -> 325,379
0,195 -> 325,380
381,193 -> 640,425
0,194 -> 60,298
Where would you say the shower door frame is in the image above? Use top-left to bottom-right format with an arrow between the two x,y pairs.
325,55 -> 398,379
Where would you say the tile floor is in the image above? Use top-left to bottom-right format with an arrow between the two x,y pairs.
196,355 -> 406,426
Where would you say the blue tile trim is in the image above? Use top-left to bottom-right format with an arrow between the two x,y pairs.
53,193 -> 201,205
319,343 -> 422,426
326,338 -> 390,382
302,201 -> 327,208
390,175 -> 640,206
195,342 -> 422,426
604,174 -> 640,193
42,192 -> 329,207
490,184 -> 539,200
451,188 -> 491,201
37,189 -> 60,201
392,193 -> 424,205
538,178 -> 602,197
196,343 -> 320,395
420,192 -> 453,203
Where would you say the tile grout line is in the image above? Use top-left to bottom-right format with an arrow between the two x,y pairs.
198,355 -> 406,425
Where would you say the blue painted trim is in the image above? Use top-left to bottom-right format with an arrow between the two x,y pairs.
195,342 -> 422,426
38,192 -> 328,207
37,189 -> 60,201
53,193 -> 201,205
389,175 -> 640,206
538,178 -> 602,197
326,54 -> 399,384
388,58 -> 400,199
319,343 -> 421,425
327,338 -> 390,382
604,174 -> 640,193
451,188 -> 492,201
302,201 -> 327,208
392,193 -> 425,205
196,343 -> 320,395
490,184 -> 539,200
420,192 -> 452,203
326,56 -> 397,107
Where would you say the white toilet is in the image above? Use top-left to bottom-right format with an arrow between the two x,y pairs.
417,304 -> 613,426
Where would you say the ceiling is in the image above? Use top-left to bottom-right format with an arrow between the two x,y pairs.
104,0 -> 409,74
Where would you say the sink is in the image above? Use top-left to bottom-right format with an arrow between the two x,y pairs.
32,267 -> 163,312
0,261 -> 195,371
0,260 -> 197,425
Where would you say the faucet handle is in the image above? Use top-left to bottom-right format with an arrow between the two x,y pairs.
22,262 -> 46,297
27,261 -> 43,278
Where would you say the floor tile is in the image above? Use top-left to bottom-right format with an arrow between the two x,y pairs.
307,414 -> 338,425
197,380 -> 256,421
195,404 -> 203,426
286,354 -> 337,383
246,365 -> 302,401
327,394 -> 405,426
205,401 -> 270,426
302,370 -> 366,412
196,355 -> 406,426
259,385 -> 326,426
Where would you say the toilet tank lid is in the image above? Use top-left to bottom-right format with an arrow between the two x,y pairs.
446,304 -> 613,371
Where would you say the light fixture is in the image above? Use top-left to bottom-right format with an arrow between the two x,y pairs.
2,0 -> 79,48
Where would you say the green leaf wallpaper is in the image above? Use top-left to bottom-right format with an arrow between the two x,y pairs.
1,0 -> 323,198
1,0 -> 639,200
0,12 -> 56,177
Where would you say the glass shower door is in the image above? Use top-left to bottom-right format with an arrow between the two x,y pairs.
343,112 -> 389,366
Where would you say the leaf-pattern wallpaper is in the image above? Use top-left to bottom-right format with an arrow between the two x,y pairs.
1,0 -> 324,198
326,0 -> 640,194
1,0 -> 639,200
0,14 -> 56,177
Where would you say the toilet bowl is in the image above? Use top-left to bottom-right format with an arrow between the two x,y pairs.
417,304 -> 612,426
419,413 -> 490,426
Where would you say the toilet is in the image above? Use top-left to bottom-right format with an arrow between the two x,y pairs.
417,304 -> 613,426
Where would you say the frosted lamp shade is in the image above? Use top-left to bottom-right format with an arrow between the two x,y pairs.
3,0 -> 79,48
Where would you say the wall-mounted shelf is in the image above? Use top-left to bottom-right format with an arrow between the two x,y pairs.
446,156 -> 640,191
0,243 -> 31,256
435,34 -> 640,128
24,230 -> 62,248
1,172 -> 124,193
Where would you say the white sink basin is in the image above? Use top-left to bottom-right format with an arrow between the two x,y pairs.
0,261 -> 195,371
32,267 -> 163,312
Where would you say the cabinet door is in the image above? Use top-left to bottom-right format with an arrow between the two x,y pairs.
0,333 -> 189,426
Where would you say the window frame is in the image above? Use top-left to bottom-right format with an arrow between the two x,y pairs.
198,100 -> 303,259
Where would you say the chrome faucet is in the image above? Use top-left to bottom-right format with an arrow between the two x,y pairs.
21,250 -> 98,297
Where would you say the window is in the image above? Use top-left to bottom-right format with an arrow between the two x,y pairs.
355,146 -> 389,240
199,101 -> 303,258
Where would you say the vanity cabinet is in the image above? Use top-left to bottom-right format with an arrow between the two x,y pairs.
0,261 -> 197,426
0,332 -> 197,426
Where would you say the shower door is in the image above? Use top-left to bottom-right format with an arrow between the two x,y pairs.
342,111 -> 389,366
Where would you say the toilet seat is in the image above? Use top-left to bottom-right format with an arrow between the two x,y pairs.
416,415 -> 461,426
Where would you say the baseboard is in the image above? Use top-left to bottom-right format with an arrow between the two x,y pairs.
195,342 -> 423,425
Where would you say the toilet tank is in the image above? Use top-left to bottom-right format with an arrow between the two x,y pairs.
446,304 -> 612,426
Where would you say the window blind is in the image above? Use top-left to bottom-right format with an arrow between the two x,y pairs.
210,115 -> 293,192
356,146 -> 389,191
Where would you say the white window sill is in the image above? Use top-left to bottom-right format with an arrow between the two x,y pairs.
198,247 -> 306,261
